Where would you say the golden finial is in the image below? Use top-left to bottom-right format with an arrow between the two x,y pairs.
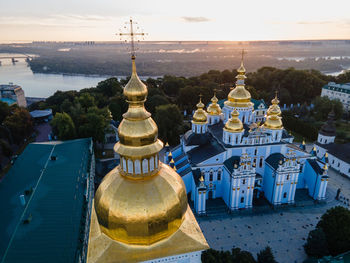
165,142 -> 169,147
271,91 -> 280,105
174,166 -> 177,171
323,164 -> 328,170
325,152 -> 328,157
168,151 -> 172,157
302,140 -> 305,145
199,175 -> 204,182
196,94 -> 205,109
170,159 -> 174,164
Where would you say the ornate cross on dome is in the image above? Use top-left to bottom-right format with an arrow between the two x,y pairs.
118,18 -> 146,58
240,49 -> 247,63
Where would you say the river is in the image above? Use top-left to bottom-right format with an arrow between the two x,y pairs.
0,54 -> 109,98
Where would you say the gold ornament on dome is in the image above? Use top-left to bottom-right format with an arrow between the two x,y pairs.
207,89 -> 222,115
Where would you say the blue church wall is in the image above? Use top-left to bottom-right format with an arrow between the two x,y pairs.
303,161 -> 321,199
222,168 -> 231,206
263,164 -> 275,203
182,172 -> 193,194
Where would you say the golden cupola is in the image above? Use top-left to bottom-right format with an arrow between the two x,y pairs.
225,58 -> 254,108
263,93 -> 283,130
87,55 -> 208,263
192,96 -> 207,123
207,92 -> 222,115
224,108 -> 244,133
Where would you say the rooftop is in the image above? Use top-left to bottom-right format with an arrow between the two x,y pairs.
0,84 -> 21,91
0,138 -> 93,263
317,142 -> 350,163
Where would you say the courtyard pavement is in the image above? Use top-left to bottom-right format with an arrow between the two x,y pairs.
196,168 -> 350,263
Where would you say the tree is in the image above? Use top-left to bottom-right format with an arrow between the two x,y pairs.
145,94 -> 169,115
154,104 -> 183,145
0,139 -> 13,158
78,111 -> 108,142
232,248 -> 256,263
96,77 -> 122,97
0,101 -> 11,123
304,228 -> 329,258
257,246 -> 278,263
3,108 -> 33,143
51,112 -> 76,140
79,93 -> 95,111
313,96 -> 343,120
316,206 -> 350,256
161,75 -> 185,97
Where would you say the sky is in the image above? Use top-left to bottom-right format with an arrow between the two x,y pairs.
0,0 -> 349,42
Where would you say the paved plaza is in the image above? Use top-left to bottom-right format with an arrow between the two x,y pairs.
196,168 -> 350,263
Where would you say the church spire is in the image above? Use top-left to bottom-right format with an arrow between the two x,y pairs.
207,89 -> 222,115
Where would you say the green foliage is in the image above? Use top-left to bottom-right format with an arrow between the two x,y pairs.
304,228 -> 329,258
312,96 -> 343,120
316,206 -> 350,256
0,101 -> 11,123
0,139 -> 13,158
154,104 -> 183,145
51,112 -> 76,140
257,246 -> 278,263
282,111 -> 318,141
161,75 -> 185,97
145,94 -> 169,115
3,108 -> 33,143
79,93 -> 95,111
96,77 -> 122,97
78,111 -> 107,142
201,248 -> 257,263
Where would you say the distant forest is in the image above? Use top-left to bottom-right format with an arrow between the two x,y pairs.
1,40 -> 350,76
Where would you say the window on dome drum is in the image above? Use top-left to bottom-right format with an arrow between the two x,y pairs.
332,160 -> 335,164
217,171 -> 221,181
283,192 -> 287,198
242,179 -> 246,184
209,172 -> 213,181
338,163 -> 340,167
259,158 -> 263,168
241,197 -> 244,203
286,175 -> 290,180
254,148 -> 257,155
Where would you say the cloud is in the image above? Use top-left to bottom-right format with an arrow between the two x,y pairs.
181,16 -> 211,23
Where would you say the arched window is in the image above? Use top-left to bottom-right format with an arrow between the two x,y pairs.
259,157 -> 263,168
142,159 -> 149,173
217,170 -> 221,181
236,137 -> 238,144
283,192 -> 287,198
209,171 -> 213,181
127,159 -> 133,174
150,156 -> 154,171
134,159 -> 141,174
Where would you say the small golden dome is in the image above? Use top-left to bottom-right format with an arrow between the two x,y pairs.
94,163 -> 187,245
225,59 -> 253,108
207,92 -> 222,115
192,96 -> 207,123
224,108 -> 244,133
263,93 -> 283,130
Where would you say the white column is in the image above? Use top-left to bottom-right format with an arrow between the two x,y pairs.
322,181 -> 328,199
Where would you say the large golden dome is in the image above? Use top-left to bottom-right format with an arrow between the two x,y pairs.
192,97 -> 207,123
94,163 -> 187,245
224,60 -> 254,108
207,93 -> 222,115
263,94 -> 283,130
224,108 -> 244,133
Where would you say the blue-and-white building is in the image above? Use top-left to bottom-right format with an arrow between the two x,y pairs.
166,60 -> 329,214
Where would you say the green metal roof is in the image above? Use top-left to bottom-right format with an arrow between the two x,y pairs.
0,138 -> 93,263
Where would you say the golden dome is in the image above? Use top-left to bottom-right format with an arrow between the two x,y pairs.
192,96 -> 207,123
224,60 -> 254,108
262,93 -> 283,130
94,163 -> 187,245
94,55 -> 189,246
207,92 -> 222,115
224,108 -> 244,133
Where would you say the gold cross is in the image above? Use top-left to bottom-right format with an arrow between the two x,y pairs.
240,49 -> 247,63
118,18 -> 146,57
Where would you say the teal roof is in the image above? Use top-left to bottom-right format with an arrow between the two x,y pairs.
0,98 -> 16,106
323,82 -> 350,94
0,138 -> 93,263
217,98 -> 267,110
